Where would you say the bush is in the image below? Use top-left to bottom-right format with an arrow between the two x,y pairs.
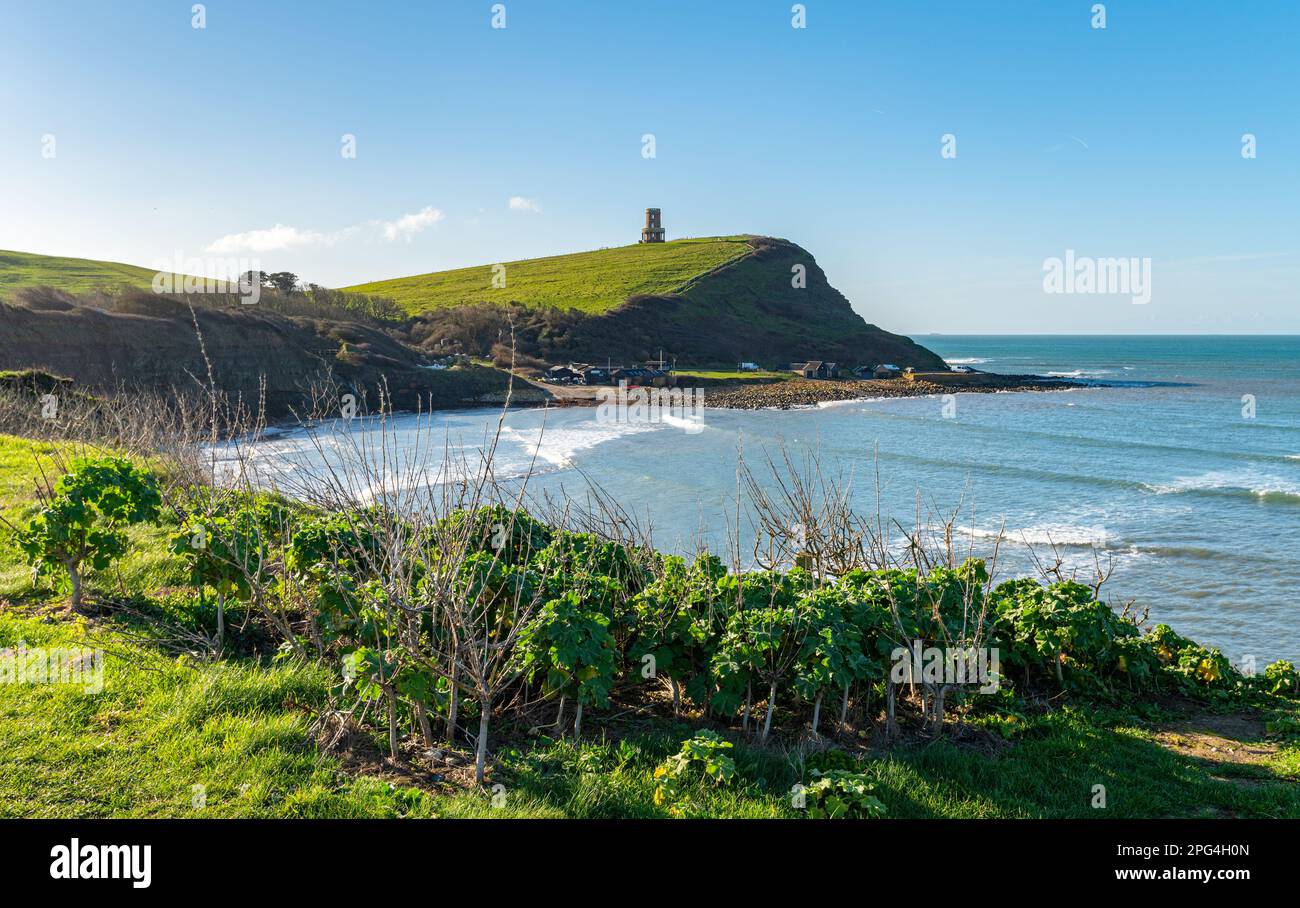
1263,660 -> 1299,696
1147,624 -> 1240,699
170,508 -> 269,652
653,731 -> 736,815
518,589 -> 618,736
18,456 -> 161,608
803,769 -> 886,819
992,578 -> 1160,694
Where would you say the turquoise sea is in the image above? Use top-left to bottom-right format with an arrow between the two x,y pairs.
230,336 -> 1300,662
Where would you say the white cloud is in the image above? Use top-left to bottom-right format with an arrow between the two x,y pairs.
205,206 -> 444,253
205,224 -> 339,254
508,196 -> 542,214
380,206 -> 445,241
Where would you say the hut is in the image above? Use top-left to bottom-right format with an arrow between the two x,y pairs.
793,361 -> 840,379
545,365 -> 579,384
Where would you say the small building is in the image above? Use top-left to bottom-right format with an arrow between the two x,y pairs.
640,208 -> 665,244
577,366 -> 611,386
872,364 -> 902,379
545,365 -> 580,384
793,361 -> 840,379
613,367 -> 672,387
737,361 -> 759,372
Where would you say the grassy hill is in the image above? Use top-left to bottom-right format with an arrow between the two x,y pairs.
0,237 -> 949,370
344,236 -> 754,315
0,249 -> 169,297
403,236 -> 950,370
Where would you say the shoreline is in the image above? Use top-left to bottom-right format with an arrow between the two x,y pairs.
254,371 -> 1092,434
526,372 -> 1089,411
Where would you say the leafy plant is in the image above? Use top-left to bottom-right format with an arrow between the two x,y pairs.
803,768 -> 886,819
1262,660 -> 1299,697
1147,624 -> 1240,700
631,553 -> 724,714
171,508 -> 268,652
18,456 -> 161,608
711,570 -> 814,741
994,578 -> 1159,695
794,584 -> 874,735
652,730 -> 736,816
518,588 -> 618,737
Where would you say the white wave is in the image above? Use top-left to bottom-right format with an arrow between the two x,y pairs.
1044,369 -> 1116,379
659,411 -> 707,433
1146,469 -> 1300,500
209,410 -> 661,497
500,417 -> 659,471
814,395 -> 897,410
958,522 -> 1111,548
945,357 -> 989,365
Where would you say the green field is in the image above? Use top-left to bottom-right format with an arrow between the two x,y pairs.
344,237 -> 755,315
0,250 -> 170,298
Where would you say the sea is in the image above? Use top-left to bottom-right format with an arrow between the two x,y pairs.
223,336 -> 1300,663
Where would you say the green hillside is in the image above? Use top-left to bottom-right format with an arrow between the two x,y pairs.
0,237 -> 950,371
344,236 -> 754,315
0,249 -> 166,297
404,235 -> 951,371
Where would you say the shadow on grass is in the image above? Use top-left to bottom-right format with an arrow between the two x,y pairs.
868,710 -> 1300,819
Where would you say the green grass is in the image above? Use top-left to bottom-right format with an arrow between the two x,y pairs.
0,249 -> 185,298
3,603 -> 1297,818
674,369 -> 793,381
343,237 -> 755,315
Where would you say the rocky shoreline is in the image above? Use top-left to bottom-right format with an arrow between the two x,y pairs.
704,377 -> 945,409
530,374 -> 1088,411
701,375 -> 1086,410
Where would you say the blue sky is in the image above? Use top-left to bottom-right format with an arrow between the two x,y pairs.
3,0 -> 1298,333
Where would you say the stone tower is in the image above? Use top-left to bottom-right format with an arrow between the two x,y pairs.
640,208 -> 665,243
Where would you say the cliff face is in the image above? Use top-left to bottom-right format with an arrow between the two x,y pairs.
409,237 -> 948,370
585,237 -> 946,369
0,294 -> 511,416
